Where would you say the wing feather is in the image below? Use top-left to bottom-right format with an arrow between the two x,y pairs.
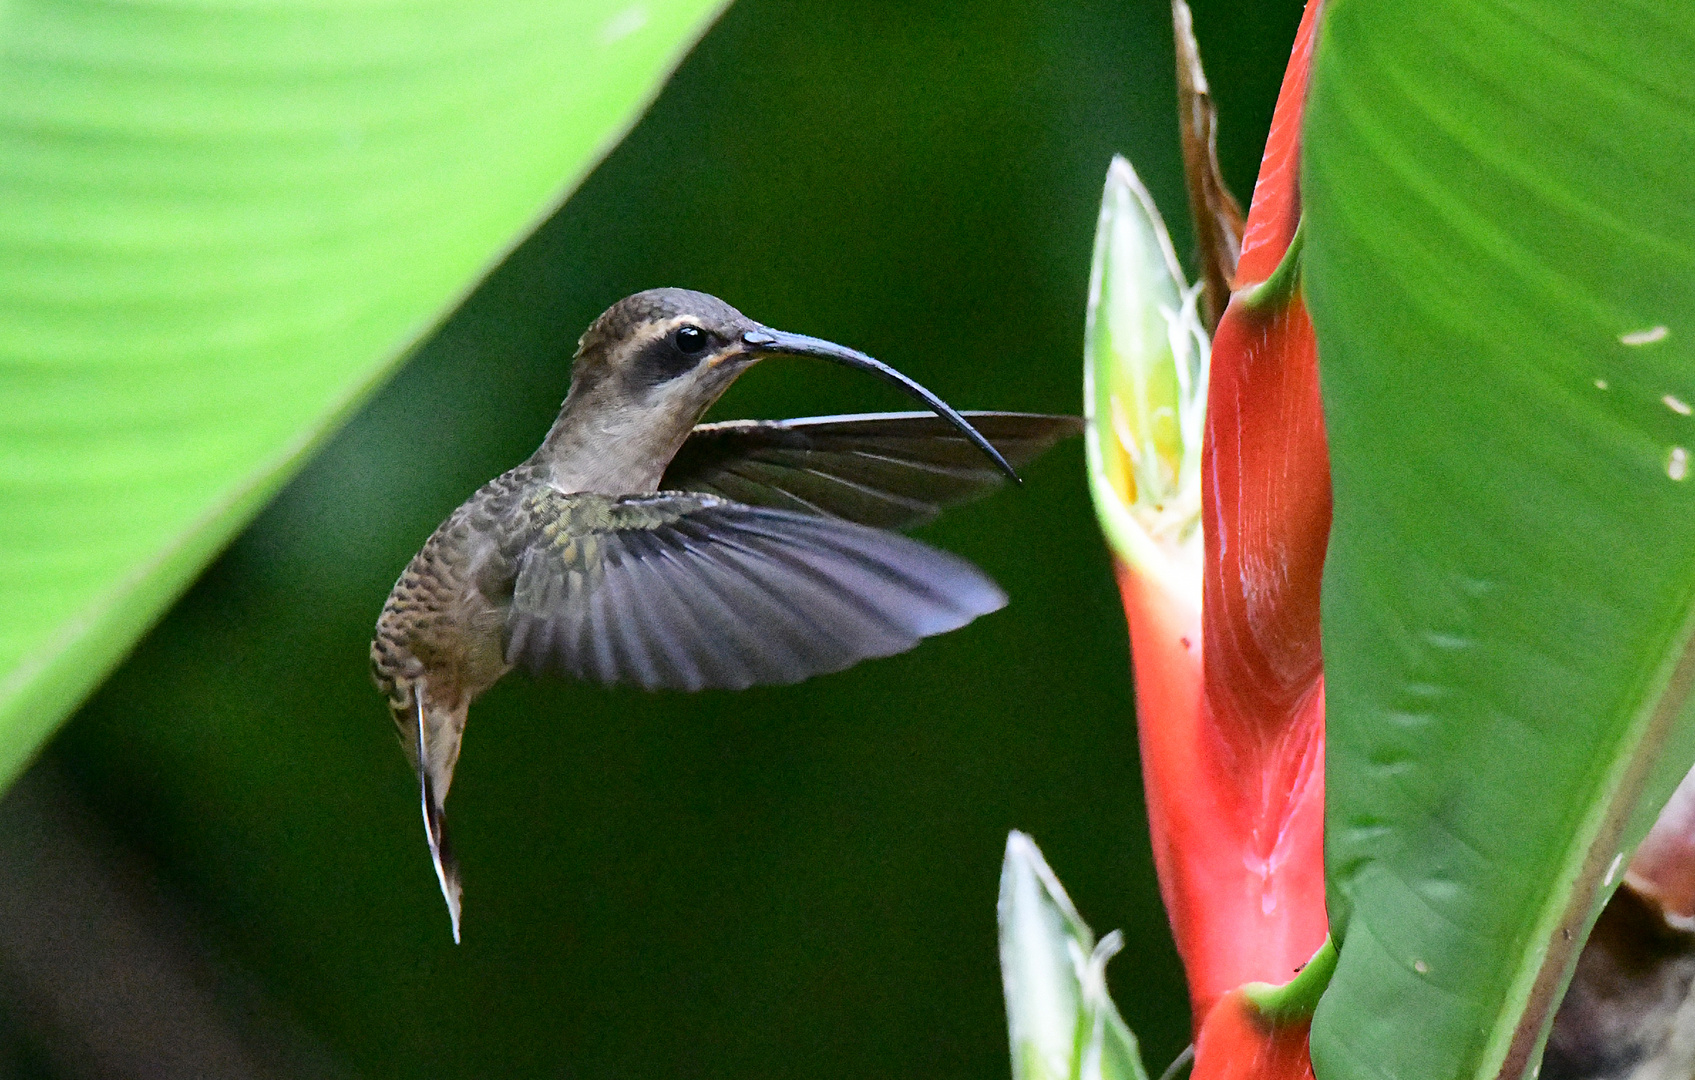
660,411 -> 1083,529
502,492 -> 1006,690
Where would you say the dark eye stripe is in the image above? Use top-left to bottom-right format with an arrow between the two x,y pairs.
632,327 -> 711,386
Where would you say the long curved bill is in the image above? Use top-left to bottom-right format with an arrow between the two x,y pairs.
738,327 -> 1021,482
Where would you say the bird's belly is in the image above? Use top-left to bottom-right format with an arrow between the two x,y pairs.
453,598 -> 513,698
373,535 -> 512,710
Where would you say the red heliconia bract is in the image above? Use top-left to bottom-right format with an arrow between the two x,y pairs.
1117,1 -> 1330,1077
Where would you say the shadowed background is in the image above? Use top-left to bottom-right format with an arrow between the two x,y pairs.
0,0 -> 1299,1075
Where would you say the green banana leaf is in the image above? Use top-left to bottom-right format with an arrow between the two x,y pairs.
1303,3 -> 1695,1078
0,0 -> 726,787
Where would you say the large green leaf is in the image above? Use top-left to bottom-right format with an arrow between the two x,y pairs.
1304,3 -> 1695,1079
0,0 -> 725,786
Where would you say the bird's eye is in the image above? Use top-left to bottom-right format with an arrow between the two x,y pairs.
674,325 -> 709,354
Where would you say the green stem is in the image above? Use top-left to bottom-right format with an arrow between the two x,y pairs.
1240,936 -> 1338,1025
1236,216 -> 1306,314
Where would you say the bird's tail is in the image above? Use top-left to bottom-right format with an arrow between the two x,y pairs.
420,774 -> 462,944
398,690 -> 465,943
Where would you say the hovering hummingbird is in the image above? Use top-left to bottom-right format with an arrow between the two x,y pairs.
371,288 -> 1080,941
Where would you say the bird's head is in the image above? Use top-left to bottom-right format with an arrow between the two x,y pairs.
568,288 -> 763,421
549,288 -> 1016,489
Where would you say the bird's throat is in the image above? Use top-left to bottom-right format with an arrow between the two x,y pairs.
532,381 -> 701,496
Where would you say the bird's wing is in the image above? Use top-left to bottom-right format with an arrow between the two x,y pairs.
659,411 -> 1083,530
502,491 -> 1006,692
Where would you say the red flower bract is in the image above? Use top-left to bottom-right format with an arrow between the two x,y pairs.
1117,1 -> 1330,1075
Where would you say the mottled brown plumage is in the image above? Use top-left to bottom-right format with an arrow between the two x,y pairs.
371,289 -> 1081,941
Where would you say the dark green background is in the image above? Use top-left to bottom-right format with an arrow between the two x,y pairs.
8,0 -> 1300,1075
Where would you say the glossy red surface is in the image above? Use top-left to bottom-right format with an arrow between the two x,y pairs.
1115,3 -> 1330,1075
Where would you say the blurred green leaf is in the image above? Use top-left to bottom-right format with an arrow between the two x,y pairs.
1084,156 -> 1207,581
0,0 -> 725,786
1304,3 -> 1695,1079
999,831 -> 1150,1080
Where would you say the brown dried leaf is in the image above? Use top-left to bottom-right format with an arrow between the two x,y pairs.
1545,764 -> 1695,1080
1172,0 -> 1245,331
1545,887 -> 1695,1080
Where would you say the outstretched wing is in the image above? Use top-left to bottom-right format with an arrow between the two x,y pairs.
502,492 -> 1006,692
660,411 -> 1083,530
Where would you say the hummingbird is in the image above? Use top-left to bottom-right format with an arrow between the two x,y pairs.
371,288 -> 1080,941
